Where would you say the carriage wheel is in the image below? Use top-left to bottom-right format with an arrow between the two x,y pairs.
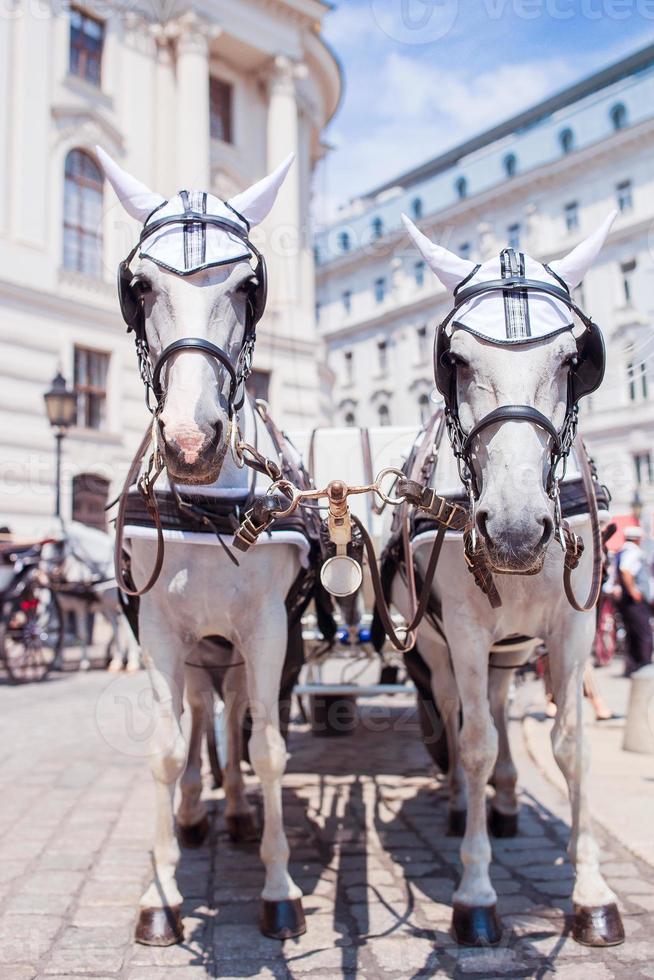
2,582 -> 63,684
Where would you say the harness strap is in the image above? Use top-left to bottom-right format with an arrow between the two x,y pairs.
561,437 -> 603,612
113,429 -> 165,597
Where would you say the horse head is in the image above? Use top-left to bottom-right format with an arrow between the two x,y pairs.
403,212 -> 615,573
98,148 -> 293,485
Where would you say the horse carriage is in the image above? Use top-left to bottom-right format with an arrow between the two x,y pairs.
97,145 -> 624,951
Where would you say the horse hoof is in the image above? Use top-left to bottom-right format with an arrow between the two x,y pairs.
135,906 -> 184,946
177,815 -> 210,849
489,807 -> 519,838
447,809 -> 467,837
260,898 -> 306,940
226,812 -> 259,843
572,903 -> 625,946
452,903 -> 503,946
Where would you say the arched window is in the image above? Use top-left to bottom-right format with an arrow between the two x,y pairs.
63,149 -> 103,277
378,403 -> 390,427
418,392 -> 431,424
503,153 -> 517,178
411,197 -> 423,219
559,128 -> 574,154
610,102 -> 627,131
344,411 -> 356,427
455,176 -> 467,199
371,216 -> 384,239
338,230 -> 351,252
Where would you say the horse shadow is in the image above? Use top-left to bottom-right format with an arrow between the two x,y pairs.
166,702 -> 608,978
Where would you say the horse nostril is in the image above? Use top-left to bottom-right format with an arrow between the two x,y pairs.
211,420 -> 223,448
539,513 -> 554,546
476,507 -> 490,542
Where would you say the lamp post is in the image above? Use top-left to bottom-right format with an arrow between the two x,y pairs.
43,371 -> 77,518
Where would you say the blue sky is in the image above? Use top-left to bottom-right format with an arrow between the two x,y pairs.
314,0 -> 654,221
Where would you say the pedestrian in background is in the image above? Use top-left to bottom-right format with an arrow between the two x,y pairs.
616,526 -> 653,676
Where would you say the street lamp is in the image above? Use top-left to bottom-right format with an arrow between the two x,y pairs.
43,371 -> 77,517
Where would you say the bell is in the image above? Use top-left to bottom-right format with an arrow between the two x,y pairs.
320,555 -> 363,598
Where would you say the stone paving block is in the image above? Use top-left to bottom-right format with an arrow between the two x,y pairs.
4,892 -> 75,916
42,944 -> 125,974
0,966 -> 37,980
71,905 -> 136,929
366,935 -> 440,973
57,925 -> 131,948
78,879 -> 143,907
0,914 -> 62,963
453,946 -> 526,974
18,870 -> 85,896
212,922 -> 287,961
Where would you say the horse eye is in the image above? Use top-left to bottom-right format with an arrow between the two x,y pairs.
564,354 -> 580,369
449,353 -> 469,369
131,276 -> 151,296
236,276 -> 256,294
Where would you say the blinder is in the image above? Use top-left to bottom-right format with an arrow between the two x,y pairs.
117,208 -> 268,416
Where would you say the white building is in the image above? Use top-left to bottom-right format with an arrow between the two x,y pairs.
0,0 -> 340,534
315,44 -> 654,515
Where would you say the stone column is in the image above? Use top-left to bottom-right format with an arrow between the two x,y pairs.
175,13 -> 213,189
266,55 -> 301,311
151,27 -> 177,196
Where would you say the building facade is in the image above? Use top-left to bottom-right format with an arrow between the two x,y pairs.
315,44 -> 654,514
0,0 -> 340,534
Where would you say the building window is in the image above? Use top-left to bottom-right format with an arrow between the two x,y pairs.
411,197 -> 423,220
69,8 -> 104,86
627,359 -> 648,402
417,325 -> 428,361
616,179 -> 633,213
315,301 -> 321,325
247,369 -> 270,403
74,346 -> 109,429
314,245 -> 321,265
559,128 -> 574,154
610,102 -> 627,131
564,201 -> 579,233
342,290 -> 352,314
344,350 -> 353,384
371,216 -> 384,240
455,176 -> 468,199
634,451 -> 653,486
344,411 -> 356,427
459,242 -> 471,259
72,473 -> 109,530
63,149 -> 103,278
374,277 -> 386,304
414,260 -> 425,288
503,153 -> 517,178
418,392 -> 431,424
338,231 -> 351,252
378,403 -> 390,427
507,223 -> 520,250
377,340 -> 388,373
209,77 -> 233,143
621,260 -> 636,305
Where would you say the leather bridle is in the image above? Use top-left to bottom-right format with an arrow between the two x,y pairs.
435,271 -> 605,501
118,209 -> 267,418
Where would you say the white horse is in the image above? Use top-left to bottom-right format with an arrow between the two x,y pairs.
43,521 -> 140,671
99,149 -> 310,944
389,212 -> 624,947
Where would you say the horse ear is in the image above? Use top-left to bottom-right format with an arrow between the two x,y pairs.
401,215 -> 476,292
228,154 -> 294,226
95,146 -> 164,224
549,211 -> 617,289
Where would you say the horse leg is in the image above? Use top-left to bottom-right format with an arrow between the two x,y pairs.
488,666 -> 519,838
448,636 -> 502,946
222,663 -> 258,842
416,628 -> 467,834
546,631 -> 624,946
176,665 -> 211,849
135,638 -> 187,946
242,612 -> 305,940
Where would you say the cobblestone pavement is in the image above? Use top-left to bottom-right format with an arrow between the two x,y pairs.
0,671 -> 653,979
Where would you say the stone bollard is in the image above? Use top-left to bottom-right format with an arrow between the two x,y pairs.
623,664 -> 654,754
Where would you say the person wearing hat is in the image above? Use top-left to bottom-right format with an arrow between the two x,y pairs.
616,525 -> 653,676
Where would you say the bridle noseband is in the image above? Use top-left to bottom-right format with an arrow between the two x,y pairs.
118,206 -> 267,419
435,261 -> 605,501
